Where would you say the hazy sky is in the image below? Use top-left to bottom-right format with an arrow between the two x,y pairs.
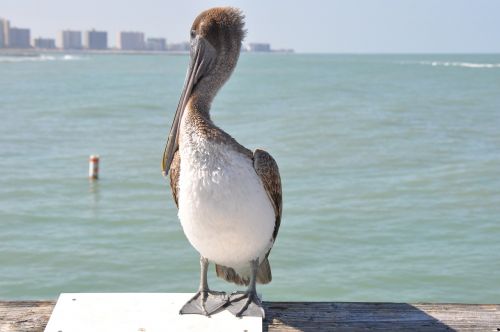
3,0 -> 500,53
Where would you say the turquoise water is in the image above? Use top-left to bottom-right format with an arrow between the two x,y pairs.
0,53 -> 499,303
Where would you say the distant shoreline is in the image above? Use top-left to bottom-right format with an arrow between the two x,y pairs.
0,48 -> 188,56
0,48 -> 294,57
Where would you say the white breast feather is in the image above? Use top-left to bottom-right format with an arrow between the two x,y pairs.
178,122 -> 275,275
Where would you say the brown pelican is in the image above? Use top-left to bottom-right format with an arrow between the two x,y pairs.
161,7 -> 282,318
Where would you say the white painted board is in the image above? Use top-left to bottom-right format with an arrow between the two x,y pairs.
44,293 -> 262,332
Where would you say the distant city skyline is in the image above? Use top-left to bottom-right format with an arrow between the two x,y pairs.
0,16 -> 285,52
2,0 -> 500,53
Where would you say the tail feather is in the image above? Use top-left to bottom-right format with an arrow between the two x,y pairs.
256,256 -> 272,284
215,265 -> 248,285
215,257 -> 272,286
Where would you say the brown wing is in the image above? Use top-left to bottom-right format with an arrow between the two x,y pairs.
169,150 -> 181,208
253,149 -> 282,243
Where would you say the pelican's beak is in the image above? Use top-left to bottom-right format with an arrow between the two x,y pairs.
161,36 -> 216,177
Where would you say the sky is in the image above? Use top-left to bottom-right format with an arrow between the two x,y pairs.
2,0 -> 500,53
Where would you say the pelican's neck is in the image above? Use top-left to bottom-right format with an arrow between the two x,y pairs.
181,94 -> 218,143
185,91 -> 212,120
188,53 -> 238,118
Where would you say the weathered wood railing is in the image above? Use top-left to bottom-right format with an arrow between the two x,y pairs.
1,300 -> 499,331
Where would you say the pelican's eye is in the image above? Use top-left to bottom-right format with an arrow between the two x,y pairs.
190,30 -> 196,39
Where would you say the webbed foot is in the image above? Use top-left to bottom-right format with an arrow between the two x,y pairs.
179,290 -> 228,316
227,291 -> 265,318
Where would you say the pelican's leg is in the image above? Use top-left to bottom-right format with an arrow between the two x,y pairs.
227,258 -> 265,318
179,256 -> 228,316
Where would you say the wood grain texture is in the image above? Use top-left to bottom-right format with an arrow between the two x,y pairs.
263,302 -> 500,331
1,301 -> 499,331
0,301 -> 54,332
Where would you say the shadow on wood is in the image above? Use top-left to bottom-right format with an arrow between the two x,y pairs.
263,302 -> 500,331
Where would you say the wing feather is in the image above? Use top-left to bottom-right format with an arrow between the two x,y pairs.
169,150 -> 181,208
253,149 -> 282,242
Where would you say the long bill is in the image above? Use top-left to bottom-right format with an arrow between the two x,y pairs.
161,36 -> 216,177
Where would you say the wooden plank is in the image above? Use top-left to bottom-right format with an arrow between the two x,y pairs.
1,300 -> 499,332
263,302 -> 500,331
0,301 -> 54,332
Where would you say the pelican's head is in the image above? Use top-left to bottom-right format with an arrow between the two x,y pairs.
162,7 -> 245,176
192,7 -> 245,75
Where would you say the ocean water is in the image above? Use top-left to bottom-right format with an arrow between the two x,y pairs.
0,53 -> 499,303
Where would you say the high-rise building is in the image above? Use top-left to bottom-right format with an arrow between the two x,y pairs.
117,31 -> 145,50
0,18 -> 8,47
33,37 -> 56,49
58,30 -> 82,49
0,18 -> 9,47
9,27 -> 31,48
167,42 -> 190,52
247,43 -> 271,52
146,38 -> 166,51
84,29 -> 107,50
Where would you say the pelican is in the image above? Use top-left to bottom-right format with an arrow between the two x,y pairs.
161,7 -> 282,318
